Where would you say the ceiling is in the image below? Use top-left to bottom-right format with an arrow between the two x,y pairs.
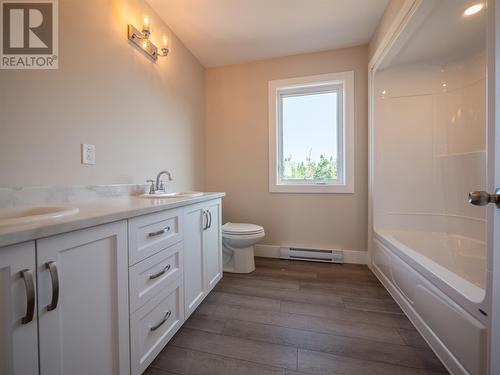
385,0 -> 486,68
147,0 -> 389,67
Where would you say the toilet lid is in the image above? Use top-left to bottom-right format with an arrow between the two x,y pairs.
222,222 -> 264,235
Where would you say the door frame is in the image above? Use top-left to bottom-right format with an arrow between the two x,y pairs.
487,1 -> 500,373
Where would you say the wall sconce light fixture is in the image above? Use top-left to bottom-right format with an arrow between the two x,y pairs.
128,16 -> 169,62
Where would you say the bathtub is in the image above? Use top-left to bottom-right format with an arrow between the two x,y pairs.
372,228 -> 488,375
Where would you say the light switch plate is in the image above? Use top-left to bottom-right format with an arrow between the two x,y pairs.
81,144 -> 96,165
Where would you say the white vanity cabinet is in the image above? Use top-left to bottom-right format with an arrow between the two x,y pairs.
0,195 -> 223,375
36,221 -> 130,375
0,242 -> 38,375
183,199 -> 222,319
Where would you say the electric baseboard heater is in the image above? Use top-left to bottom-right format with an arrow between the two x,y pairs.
279,247 -> 344,263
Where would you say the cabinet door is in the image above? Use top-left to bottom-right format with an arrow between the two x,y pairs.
0,242 -> 38,375
183,203 -> 206,319
204,199 -> 222,293
37,221 -> 130,375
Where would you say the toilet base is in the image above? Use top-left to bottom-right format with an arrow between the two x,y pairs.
223,244 -> 255,273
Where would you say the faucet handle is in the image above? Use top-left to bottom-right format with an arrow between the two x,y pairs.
146,179 -> 155,194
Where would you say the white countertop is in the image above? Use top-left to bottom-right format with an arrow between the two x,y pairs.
0,192 -> 225,248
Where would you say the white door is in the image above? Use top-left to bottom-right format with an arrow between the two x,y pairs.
37,221 -> 130,375
183,203 -> 206,318
488,1 -> 500,373
0,242 -> 38,375
204,199 -> 222,292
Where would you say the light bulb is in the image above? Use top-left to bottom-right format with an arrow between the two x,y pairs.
142,16 -> 151,35
464,3 -> 483,16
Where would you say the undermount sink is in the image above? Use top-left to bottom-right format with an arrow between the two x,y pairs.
140,191 -> 204,199
0,206 -> 80,227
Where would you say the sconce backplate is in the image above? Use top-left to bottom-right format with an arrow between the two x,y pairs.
128,24 -> 158,62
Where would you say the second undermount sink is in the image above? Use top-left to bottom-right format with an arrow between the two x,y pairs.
0,206 -> 80,227
140,191 -> 204,199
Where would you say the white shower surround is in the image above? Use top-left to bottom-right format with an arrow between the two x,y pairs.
368,2 -> 490,374
372,56 -> 488,374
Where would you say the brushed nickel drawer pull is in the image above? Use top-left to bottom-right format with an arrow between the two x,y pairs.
150,310 -> 171,331
46,261 -> 59,311
149,264 -> 171,280
148,226 -> 171,237
20,269 -> 35,324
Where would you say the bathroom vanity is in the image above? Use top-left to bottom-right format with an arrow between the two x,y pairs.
0,191 -> 224,375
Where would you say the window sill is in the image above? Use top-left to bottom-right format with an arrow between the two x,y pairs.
269,184 -> 354,194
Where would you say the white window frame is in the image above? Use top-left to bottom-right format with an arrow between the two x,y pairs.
268,71 -> 355,193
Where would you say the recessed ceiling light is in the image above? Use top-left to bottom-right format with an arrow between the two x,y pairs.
464,3 -> 484,16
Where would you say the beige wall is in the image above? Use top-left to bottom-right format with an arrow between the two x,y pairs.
205,46 -> 369,252
369,0 -> 407,61
0,0 -> 205,190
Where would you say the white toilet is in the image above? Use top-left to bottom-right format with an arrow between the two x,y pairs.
222,222 -> 265,273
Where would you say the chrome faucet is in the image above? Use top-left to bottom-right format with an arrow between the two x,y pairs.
145,170 -> 173,194
155,171 -> 173,192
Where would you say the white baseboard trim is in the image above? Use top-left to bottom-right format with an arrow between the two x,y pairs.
254,244 -> 368,265
342,249 -> 369,264
254,244 -> 281,258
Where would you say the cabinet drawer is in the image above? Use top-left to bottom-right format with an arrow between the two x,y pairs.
130,281 -> 184,375
129,209 -> 183,265
129,242 -> 182,313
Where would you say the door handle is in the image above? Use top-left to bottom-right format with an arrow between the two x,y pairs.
207,210 -> 212,229
46,261 -> 59,311
20,269 -> 35,324
468,189 -> 500,208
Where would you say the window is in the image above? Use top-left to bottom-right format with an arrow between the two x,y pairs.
268,72 -> 354,193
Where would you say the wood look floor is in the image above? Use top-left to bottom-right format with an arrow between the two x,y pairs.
145,257 -> 449,375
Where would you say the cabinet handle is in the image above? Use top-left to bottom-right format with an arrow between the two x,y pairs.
207,210 -> 212,229
46,261 -> 59,311
149,264 -> 171,280
150,310 -> 171,331
20,269 -> 35,324
148,226 -> 171,237
202,210 -> 208,231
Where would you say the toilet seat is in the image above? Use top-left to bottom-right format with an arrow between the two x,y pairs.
222,231 -> 265,241
222,222 -> 264,236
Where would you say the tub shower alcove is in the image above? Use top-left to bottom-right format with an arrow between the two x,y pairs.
370,1 -> 489,374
